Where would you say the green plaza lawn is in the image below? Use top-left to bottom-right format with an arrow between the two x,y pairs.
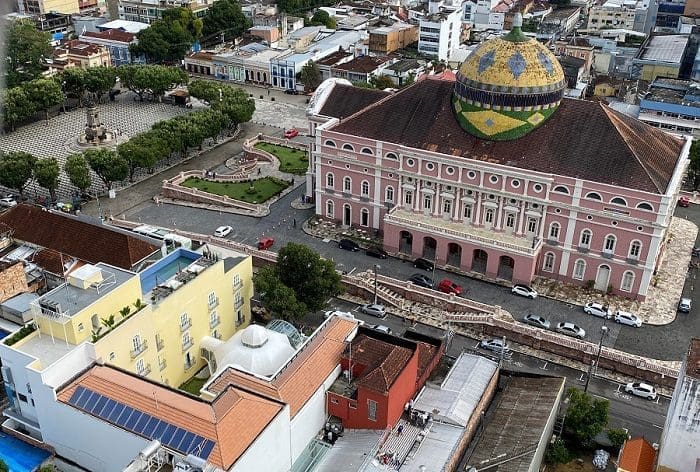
254,142 -> 308,175
182,176 -> 291,203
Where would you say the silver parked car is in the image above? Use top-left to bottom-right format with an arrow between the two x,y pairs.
584,302 -> 612,319
359,303 -> 387,318
555,322 -> 586,339
678,298 -> 692,313
523,314 -> 550,329
614,310 -> 642,327
479,338 -> 510,353
511,284 -> 538,299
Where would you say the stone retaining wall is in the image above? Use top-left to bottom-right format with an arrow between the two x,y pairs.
243,133 -> 309,163
109,219 -> 681,388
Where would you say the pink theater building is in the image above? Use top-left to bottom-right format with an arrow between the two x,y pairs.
306,17 -> 690,301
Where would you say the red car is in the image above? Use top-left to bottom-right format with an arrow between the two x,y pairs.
257,237 -> 274,250
437,279 -> 462,295
678,195 -> 691,207
284,128 -> 299,139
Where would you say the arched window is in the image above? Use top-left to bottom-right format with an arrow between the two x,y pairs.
385,186 -> 394,202
326,200 -> 334,218
549,222 -> 561,241
629,240 -> 642,259
423,194 -> 432,210
604,234 -> 616,252
553,185 -> 569,194
360,208 -> 369,226
342,143 -> 354,151
343,176 -> 352,192
611,197 -> 627,206
585,192 -> 602,200
361,147 -> 373,155
361,180 -> 370,197
385,152 -> 398,160
404,191 -> 413,206
621,271 -> 635,292
580,229 -> 592,248
326,173 -> 334,188
573,259 -> 586,280
324,140 -> 336,147
636,202 -> 654,211
543,252 -> 555,272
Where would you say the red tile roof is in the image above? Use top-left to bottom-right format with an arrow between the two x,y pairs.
329,79 -> 684,193
82,29 -> 136,43
318,84 -> 390,119
349,334 -> 413,393
0,205 -> 159,269
619,437 -> 657,472
57,365 -> 283,470
207,317 -> 358,417
333,56 -> 391,74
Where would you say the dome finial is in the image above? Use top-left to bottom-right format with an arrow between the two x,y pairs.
513,12 -> 523,28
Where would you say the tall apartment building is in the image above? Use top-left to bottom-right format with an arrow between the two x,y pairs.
117,0 -> 211,24
587,0 -> 638,31
18,0 -> 79,14
0,246 -> 254,446
418,0 -> 463,61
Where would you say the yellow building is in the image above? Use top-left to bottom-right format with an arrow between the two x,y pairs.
25,248 -> 253,388
20,0 -> 80,14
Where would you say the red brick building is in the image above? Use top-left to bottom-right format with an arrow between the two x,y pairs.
327,328 -> 442,429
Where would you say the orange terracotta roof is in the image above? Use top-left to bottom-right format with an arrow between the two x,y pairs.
348,334 -> 413,393
57,365 -> 283,470
207,317 -> 358,417
619,437 -> 657,472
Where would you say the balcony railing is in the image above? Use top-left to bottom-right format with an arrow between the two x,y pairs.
182,338 -> 193,352
137,364 -> 152,377
234,280 -> 243,290
159,360 -> 167,371
184,361 -> 194,371
180,319 -> 192,332
236,316 -> 246,327
601,251 -> 614,259
208,297 -> 219,310
235,299 -> 244,309
156,339 -> 165,351
130,340 -> 148,359
209,316 -> 221,329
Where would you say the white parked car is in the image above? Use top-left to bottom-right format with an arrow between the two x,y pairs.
678,298 -> 692,313
0,197 -> 17,208
360,303 -> 387,318
479,338 -> 510,353
511,284 -> 538,299
366,324 -> 392,334
584,302 -> 612,319
214,225 -> 233,237
614,310 -> 642,327
625,382 -> 657,400
556,322 -> 586,339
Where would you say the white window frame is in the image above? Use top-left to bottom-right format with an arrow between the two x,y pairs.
385,186 -> 394,202
343,176 -> 352,192
360,208 -> 369,227
629,240 -> 641,259
573,259 -> 586,280
361,180 -> 370,197
326,173 -> 334,188
604,234 -> 616,252
549,222 -> 560,240
621,271 -> 635,292
580,229 -> 592,248
326,200 -> 334,218
543,252 -> 555,272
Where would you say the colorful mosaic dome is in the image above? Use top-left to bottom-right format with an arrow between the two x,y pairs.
453,14 -> 566,140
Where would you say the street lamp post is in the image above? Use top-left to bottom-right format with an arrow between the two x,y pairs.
373,264 -> 381,305
584,324 -> 609,393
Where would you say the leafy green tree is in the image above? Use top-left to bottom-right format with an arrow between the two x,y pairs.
5,19 -> 52,87
34,157 -> 61,202
300,61 -> 322,91
60,68 -> 89,107
118,132 -> 168,181
253,266 -> 308,320
1,87 -> 36,131
202,0 -> 251,40
276,243 -> 344,311
83,148 -> 129,190
24,78 -> 64,122
63,154 -> 92,193
212,88 -> 255,126
130,7 -> 202,63
308,10 -> 336,29
369,74 -> 396,90
607,428 -> 629,449
187,79 -> 221,102
687,141 -> 700,190
0,151 -> 36,197
84,67 -> 117,102
0,458 -> 9,472
545,439 -> 571,464
564,388 -> 609,447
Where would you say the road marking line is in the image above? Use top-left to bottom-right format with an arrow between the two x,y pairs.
652,424 -> 663,429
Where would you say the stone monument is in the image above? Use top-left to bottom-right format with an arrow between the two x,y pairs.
76,100 -> 116,147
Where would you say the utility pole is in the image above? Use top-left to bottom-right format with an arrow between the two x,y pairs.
373,264 -> 380,305
584,325 -> 609,393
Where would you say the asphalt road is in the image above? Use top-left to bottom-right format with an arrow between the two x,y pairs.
128,182 -> 700,361
313,298 -> 669,443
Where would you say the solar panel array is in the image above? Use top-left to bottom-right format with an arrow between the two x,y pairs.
67,385 -> 215,460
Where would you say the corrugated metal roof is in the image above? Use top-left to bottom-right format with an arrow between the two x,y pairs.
413,353 -> 497,426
